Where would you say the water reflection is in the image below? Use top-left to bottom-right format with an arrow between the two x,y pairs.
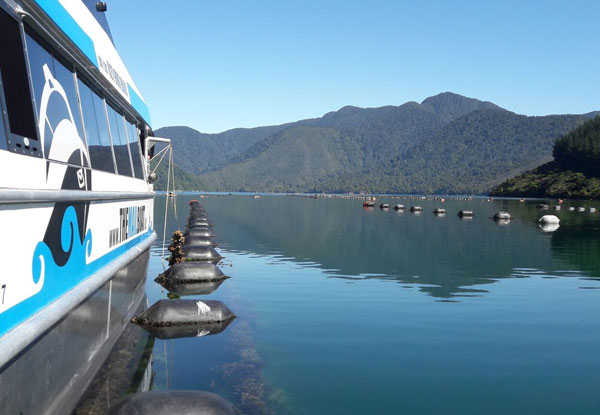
140,319 -> 234,340
157,279 -> 227,296
156,195 -> 600,299
78,194 -> 600,415
73,304 -> 154,414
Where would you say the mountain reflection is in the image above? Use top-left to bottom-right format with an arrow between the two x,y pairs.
156,195 -> 599,299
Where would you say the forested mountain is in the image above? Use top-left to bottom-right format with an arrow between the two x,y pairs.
152,162 -> 204,191
491,116 -> 600,199
155,92 -> 598,194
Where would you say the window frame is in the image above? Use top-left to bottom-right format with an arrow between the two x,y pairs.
105,100 -> 134,177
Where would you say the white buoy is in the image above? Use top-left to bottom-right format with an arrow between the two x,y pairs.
539,222 -> 560,232
539,215 -> 560,224
493,212 -> 511,220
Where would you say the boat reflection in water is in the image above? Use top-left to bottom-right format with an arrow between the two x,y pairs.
73,302 -> 155,415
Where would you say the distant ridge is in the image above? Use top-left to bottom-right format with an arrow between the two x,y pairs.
491,115 -> 600,199
156,92 -> 597,194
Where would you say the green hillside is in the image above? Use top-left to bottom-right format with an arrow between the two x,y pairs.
152,161 -> 205,191
155,92 -> 598,194
491,116 -> 600,199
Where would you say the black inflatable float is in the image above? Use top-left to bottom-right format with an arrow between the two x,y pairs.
184,229 -> 216,238
183,246 -> 222,263
158,279 -> 226,297
132,299 -> 235,327
188,222 -> 211,229
189,212 -> 207,219
107,390 -> 240,415
183,237 -> 217,247
157,262 -> 227,284
188,217 -> 210,224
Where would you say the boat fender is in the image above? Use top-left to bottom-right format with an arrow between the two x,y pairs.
107,390 -> 240,415
132,299 -> 235,327
184,229 -> 216,238
188,222 -> 211,229
184,240 -> 218,248
184,246 -> 223,263
157,280 -> 227,297
188,215 -> 210,222
157,262 -> 227,284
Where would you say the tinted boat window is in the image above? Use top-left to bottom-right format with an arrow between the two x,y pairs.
78,79 -> 115,173
24,31 -> 86,165
0,9 -> 38,141
107,104 -> 133,176
0,98 -> 6,150
126,121 -> 144,179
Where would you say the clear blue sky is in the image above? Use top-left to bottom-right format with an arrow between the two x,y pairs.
108,0 -> 600,133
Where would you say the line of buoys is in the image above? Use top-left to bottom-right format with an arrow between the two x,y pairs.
107,390 -> 239,415
127,203 -> 240,415
134,201 -> 234,342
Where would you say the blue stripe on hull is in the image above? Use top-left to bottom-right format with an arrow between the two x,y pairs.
0,228 -> 153,338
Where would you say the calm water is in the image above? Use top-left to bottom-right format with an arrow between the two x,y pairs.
92,195 -> 600,414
